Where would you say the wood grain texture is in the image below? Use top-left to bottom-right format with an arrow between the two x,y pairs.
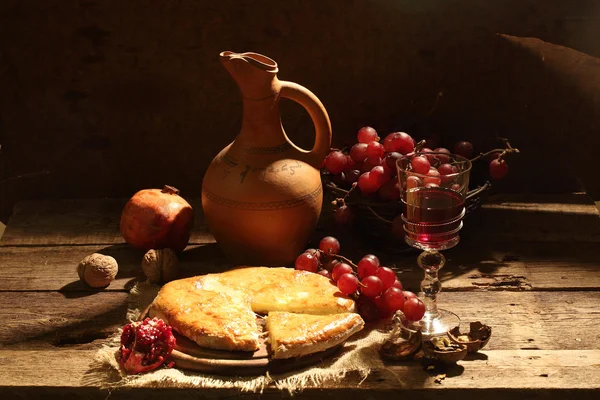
0,291 -> 597,351
0,243 -> 231,291
1,242 -> 599,292
1,194 -> 598,246
0,195 -> 599,397
0,292 -> 128,349
1,349 -> 599,397
0,199 -> 212,246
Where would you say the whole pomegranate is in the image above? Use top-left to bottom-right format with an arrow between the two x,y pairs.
120,185 -> 193,252
119,317 -> 176,374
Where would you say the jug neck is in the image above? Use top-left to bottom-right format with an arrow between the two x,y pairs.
236,94 -> 286,147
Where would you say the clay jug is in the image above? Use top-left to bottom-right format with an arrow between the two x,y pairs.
201,51 -> 332,266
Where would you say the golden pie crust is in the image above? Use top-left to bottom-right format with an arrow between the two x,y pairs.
149,267 -> 360,353
266,311 -> 364,359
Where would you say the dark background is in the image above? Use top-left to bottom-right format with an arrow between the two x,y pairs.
1,0 -> 600,223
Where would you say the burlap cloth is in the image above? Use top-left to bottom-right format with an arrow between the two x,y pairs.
87,282 -> 395,394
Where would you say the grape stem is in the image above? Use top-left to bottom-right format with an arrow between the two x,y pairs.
414,140 -> 426,153
316,249 -> 367,287
331,182 -> 357,209
469,147 -> 520,163
316,249 -> 359,270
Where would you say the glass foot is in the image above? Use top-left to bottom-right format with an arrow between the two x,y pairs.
405,309 -> 460,339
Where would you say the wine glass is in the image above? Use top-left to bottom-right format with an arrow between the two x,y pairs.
396,151 -> 472,338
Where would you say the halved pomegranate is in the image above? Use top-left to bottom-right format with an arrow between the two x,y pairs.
119,317 -> 176,374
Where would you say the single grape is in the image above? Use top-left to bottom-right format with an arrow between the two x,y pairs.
403,290 -> 417,301
454,141 -> 474,159
322,258 -> 340,272
382,287 -> 405,312
343,169 -> 361,185
490,158 -> 509,180
370,166 -> 386,185
360,275 -> 384,297
367,141 -> 385,158
331,262 -> 353,281
295,252 -> 319,273
357,172 -> 381,194
392,279 -> 403,290
373,295 -> 394,319
349,143 -> 369,163
424,168 -> 442,186
375,267 -> 397,290
333,204 -> 354,225
381,162 -> 394,181
317,269 -> 331,279
325,151 -> 348,175
344,156 -> 356,171
385,152 -> 402,170
422,148 -> 436,163
319,236 -> 340,255
356,296 -> 380,322
357,255 -> 380,278
357,126 -> 379,144
304,248 -> 322,263
378,180 -> 400,201
410,155 -> 431,175
451,183 -> 462,192
329,172 -> 346,187
406,175 -> 422,189
383,132 -> 414,154
337,273 -> 359,295
433,148 -> 451,164
403,297 -> 426,321
362,156 -> 383,172
438,163 -> 458,175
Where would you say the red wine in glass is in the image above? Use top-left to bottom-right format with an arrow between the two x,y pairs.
401,187 -> 465,247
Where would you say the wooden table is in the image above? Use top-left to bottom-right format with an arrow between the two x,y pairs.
1,193 -> 599,398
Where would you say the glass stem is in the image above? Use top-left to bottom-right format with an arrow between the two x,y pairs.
417,250 -> 445,318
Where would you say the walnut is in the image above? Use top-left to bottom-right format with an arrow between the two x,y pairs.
77,253 -> 118,288
141,249 -> 179,283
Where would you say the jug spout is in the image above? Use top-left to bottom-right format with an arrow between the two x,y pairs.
220,51 -> 280,100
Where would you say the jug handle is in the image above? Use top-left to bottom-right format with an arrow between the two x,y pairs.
279,81 -> 332,169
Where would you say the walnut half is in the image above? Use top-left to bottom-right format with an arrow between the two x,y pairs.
141,249 -> 179,284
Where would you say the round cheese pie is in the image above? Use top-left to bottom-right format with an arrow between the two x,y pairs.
149,267 -> 363,355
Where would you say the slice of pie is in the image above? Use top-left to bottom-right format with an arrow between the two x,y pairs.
149,267 -> 358,352
149,278 -> 260,351
265,311 -> 364,359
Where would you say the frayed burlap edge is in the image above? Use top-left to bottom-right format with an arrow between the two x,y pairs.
85,282 -> 391,394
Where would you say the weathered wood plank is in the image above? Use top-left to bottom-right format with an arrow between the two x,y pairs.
0,349 -> 598,397
0,292 -> 129,348
1,194 -> 598,246
1,242 -> 599,292
0,291 -> 598,351
0,244 -> 232,291
0,198 -> 213,246
468,193 -> 600,243
401,240 -> 600,292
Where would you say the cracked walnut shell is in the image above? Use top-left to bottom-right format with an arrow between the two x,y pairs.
77,253 -> 118,288
142,248 -> 179,283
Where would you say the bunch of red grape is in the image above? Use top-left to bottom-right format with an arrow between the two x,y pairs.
295,236 -> 426,323
323,126 -> 512,201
